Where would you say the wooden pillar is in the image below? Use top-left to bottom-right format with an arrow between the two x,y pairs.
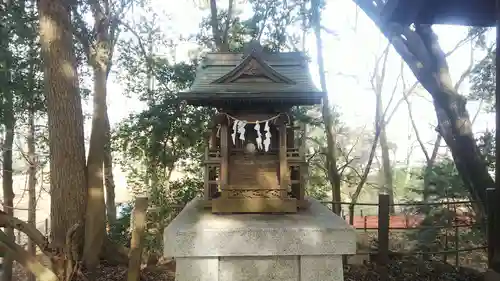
298,123 -> 306,201
204,147 -> 210,200
220,121 -> 229,198
209,127 -> 217,150
279,122 -> 288,197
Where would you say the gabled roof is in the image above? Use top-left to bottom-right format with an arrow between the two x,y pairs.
211,47 -> 295,84
180,41 -> 324,106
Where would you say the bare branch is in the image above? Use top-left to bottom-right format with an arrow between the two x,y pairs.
0,230 -> 57,281
119,19 -> 173,93
321,26 -> 338,37
0,210 -> 50,257
471,99 -> 483,125
429,135 -> 442,165
339,158 -> 356,175
349,129 -> 379,205
256,8 -> 270,42
369,43 -> 390,92
69,4 -> 92,58
404,90 -> 430,163
444,30 -> 484,57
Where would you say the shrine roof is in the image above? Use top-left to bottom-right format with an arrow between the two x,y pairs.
180,43 -> 324,106
381,0 -> 495,27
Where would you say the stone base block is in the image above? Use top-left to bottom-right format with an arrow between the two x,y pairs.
175,255 -> 343,281
164,197 -> 356,281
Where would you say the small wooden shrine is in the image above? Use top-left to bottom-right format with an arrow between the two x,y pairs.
179,41 -> 324,213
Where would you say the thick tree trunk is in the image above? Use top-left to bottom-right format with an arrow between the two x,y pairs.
433,95 -> 492,213
2,88 -> 15,281
434,101 -> 492,215
312,0 -> 342,214
0,7 -> 15,280
104,112 -> 116,228
27,108 -> 37,281
75,3 -> 127,269
37,0 -> 87,257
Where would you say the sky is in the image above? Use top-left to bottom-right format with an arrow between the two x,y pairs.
99,0 -> 495,180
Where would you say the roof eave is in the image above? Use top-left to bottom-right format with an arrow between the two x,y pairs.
178,91 -> 325,106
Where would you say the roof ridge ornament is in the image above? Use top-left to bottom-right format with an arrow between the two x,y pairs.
243,40 -> 264,57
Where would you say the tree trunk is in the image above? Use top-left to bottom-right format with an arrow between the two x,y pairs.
0,6 -> 14,280
433,95 -> 492,213
80,0 -> 115,269
2,85 -> 15,281
354,0 -> 495,232
312,0 -> 341,214
27,107 -> 37,281
209,0 -> 224,50
104,112 -> 116,228
37,0 -> 87,258
376,89 -> 395,213
422,136 -> 441,202
378,125 -> 395,213
127,197 -> 148,281
83,64 -> 108,270
25,27 -> 39,281
405,90 -> 437,202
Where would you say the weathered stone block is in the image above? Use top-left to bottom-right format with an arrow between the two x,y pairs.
164,197 -> 356,281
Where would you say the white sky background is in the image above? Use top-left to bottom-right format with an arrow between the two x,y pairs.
99,0 -> 496,172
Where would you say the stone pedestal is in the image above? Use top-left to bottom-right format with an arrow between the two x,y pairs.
164,198 -> 356,281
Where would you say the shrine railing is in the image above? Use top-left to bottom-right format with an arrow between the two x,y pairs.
207,150 -> 221,158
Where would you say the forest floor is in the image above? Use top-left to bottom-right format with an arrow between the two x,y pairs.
344,259 -> 486,281
11,256 -> 493,281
